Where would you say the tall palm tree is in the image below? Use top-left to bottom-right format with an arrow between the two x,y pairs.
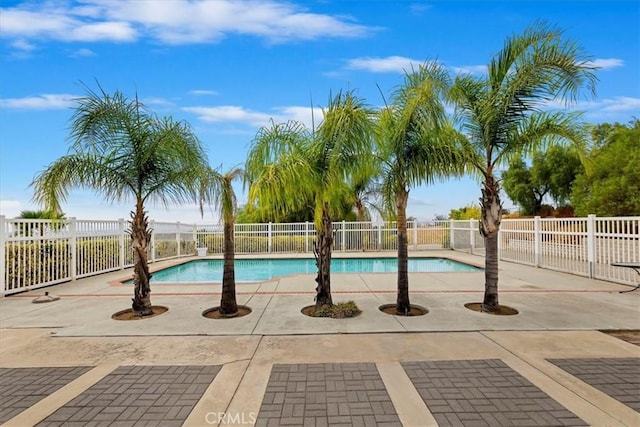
377,61 -> 468,315
199,166 -> 243,316
32,85 -> 208,316
450,22 -> 597,312
246,90 -> 374,307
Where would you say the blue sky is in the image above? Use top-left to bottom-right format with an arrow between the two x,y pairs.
1,0 -> 639,224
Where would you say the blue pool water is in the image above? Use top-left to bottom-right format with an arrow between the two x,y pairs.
141,258 -> 481,283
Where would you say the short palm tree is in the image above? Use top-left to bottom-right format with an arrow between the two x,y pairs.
450,22 -> 597,312
246,90 -> 374,307
15,209 -> 66,237
349,173 -> 383,223
32,85 -> 208,316
377,61 -> 468,315
199,166 -> 243,316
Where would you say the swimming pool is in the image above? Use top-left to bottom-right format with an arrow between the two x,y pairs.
139,257 -> 481,283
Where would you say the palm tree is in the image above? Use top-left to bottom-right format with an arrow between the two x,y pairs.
450,22 -> 597,312
15,209 -> 66,237
199,166 -> 244,316
246,90 -> 374,307
349,174 -> 383,223
377,61 -> 468,315
32,85 -> 208,316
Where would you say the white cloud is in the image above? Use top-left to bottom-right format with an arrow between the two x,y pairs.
67,21 -> 136,42
71,48 -> 96,57
346,56 -> 421,73
408,197 -> 434,207
184,104 -> 325,129
0,6 -> 136,42
11,39 -> 36,51
596,96 -> 640,113
0,94 -> 77,110
274,106 -> 324,130
409,3 -> 432,15
540,96 -> 640,120
183,106 -> 275,127
142,96 -> 175,107
189,90 -> 219,96
0,0 -> 373,46
585,58 -> 624,70
452,65 -> 486,75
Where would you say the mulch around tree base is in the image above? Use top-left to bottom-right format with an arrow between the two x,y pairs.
379,303 -> 428,316
464,302 -> 519,315
111,306 -> 168,320
202,305 -> 252,319
300,304 -> 362,318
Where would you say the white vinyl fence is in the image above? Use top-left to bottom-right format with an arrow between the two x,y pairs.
1,215 -> 638,295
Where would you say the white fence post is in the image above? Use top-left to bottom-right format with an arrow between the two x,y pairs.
341,221 -> 346,252
69,217 -> 77,280
150,220 -> 156,263
534,216 -> 541,267
0,215 -> 6,295
268,222 -> 272,253
305,222 -> 310,253
193,224 -> 198,249
412,220 -> 418,250
176,221 -> 181,257
587,214 -> 596,278
378,224 -> 382,250
118,218 -> 126,270
469,219 -> 475,255
449,219 -> 454,249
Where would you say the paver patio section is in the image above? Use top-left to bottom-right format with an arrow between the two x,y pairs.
35,365 -> 221,427
548,358 -> 640,412
255,363 -> 402,427
0,366 -> 93,424
401,359 -> 588,427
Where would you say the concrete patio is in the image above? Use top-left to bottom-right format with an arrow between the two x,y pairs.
1,251 -> 639,426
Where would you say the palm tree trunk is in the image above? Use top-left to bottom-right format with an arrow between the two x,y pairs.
396,189 -> 410,314
131,200 -> 153,316
220,220 -> 238,316
480,174 -> 502,312
315,206 -> 333,307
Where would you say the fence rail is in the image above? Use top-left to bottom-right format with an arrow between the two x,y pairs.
2,215 -> 638,295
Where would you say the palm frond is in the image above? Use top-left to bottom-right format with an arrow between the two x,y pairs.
31,84 -> 209,215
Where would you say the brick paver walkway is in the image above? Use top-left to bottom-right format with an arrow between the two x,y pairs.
402,359 -> 587,427
35,365 -> 221,427
548,358 -> 640,412
0,366 -> 93,424
255,363 -> 402,427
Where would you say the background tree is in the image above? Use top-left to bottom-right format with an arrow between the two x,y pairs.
572,119 -> 640,216
502,146 -> 583,215
377,61 -> 467,315
449,204 -> 482,220
450,22 -> 596,312
246,91 -> 374,307
199,166 -> 244,316
32,85 -> 207,316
